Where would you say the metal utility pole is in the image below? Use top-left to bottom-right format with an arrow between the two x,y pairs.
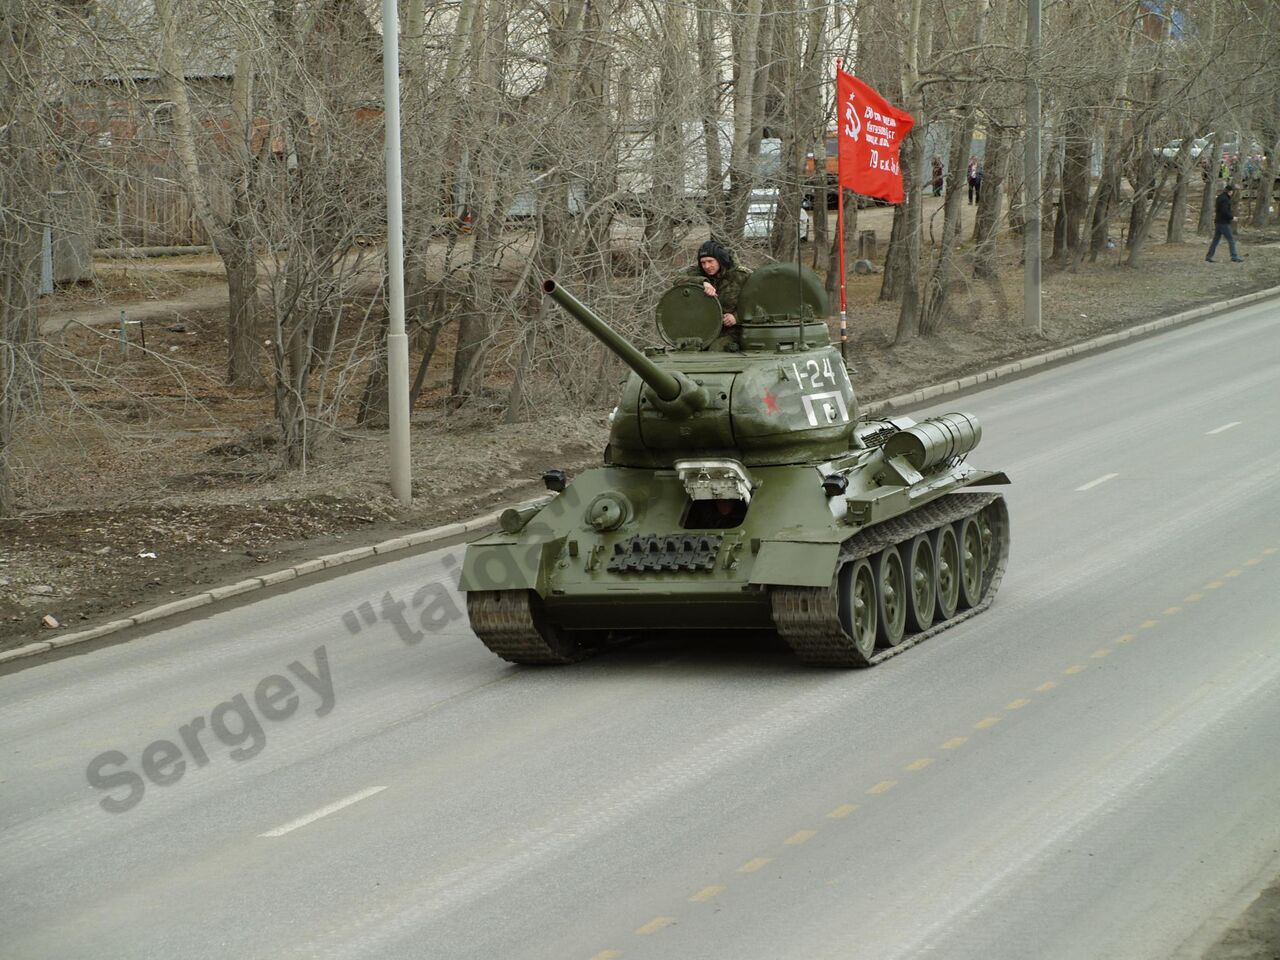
1023,0 -> 1042,335
383,0 -> 412,504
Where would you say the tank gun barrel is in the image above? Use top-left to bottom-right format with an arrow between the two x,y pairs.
543,279 -> 682,403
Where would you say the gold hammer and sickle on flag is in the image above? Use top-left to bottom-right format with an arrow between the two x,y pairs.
844,92 -> 861,142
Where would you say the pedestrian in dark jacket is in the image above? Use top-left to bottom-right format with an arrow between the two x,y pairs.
685,240 -> 752,350
967,157 -> 982,204
1205,184 -> 1244,263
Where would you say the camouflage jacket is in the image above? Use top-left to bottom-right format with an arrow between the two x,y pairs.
682,264 -> 752,316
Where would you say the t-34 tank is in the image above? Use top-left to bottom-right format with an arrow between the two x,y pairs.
460,263 -> 1009,666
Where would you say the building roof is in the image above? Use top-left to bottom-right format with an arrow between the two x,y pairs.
80,0 -> 381,84
80,0 -> 237,82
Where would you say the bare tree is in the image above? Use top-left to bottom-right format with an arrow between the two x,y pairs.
154,0 -> 263,388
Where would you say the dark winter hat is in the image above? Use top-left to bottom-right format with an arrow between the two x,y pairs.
696,239 -> 735,272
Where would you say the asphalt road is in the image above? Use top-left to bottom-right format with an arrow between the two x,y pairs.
3,298 -> 1279,960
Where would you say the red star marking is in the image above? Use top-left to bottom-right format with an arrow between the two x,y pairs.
763,389 -> 779,414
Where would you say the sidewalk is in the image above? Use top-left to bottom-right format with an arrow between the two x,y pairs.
39,283 -> 230,336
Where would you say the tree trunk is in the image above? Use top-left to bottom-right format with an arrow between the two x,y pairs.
920,113 -> 975,335
1085,120 -> 1123,264
972,125 -> 1007,278
697,1 -> 725,237
0,2 -> 50,515
1166,138 -> 1194,243
224,244 -> 260,385
1058,112 -> 1091,262
725,0 -> 766,239
878,200 -> 907,301
892,128 -> 926,343
1251,131 -> 1280,227
1194,136 -> 1221,236
156,5 -> 262,388
449,0 -> 507,405
825,190 -> 857,306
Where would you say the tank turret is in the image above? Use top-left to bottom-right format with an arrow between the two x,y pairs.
543,267 -> 860,468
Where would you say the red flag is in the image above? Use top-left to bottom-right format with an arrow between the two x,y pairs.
836,69 -> 914,204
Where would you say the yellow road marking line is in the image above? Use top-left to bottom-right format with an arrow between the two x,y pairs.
1163,606 -> 1182,615
785,830 -> 818,845
591,950 -> 623,959
905,758 -> 934,772
1090,648 -> 1111,659
1184,593 -> 1202,603
1225,569 -> 1242,578
867,780 -> 898,795
690,885 -> 726,903
1140,619 -> 1160,629
1064,665 -> 1086,674
1035,681 -> 1058,692
1116,634 -> 1137,644
1245,558 -> 1261,566
975,716 -> 1001,728
827,803 -> 859,818
635,917 -> 675,936
738,858 -> 772,874
1206,581 -> 1224,590
1264,547 -> 1278,555
1006,698 -> 1031,710
941,736 -> 969,749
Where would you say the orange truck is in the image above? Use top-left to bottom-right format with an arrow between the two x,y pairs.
804,132 -> 839,206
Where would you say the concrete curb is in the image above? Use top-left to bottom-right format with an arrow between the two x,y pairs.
0,500 -> 548,665
5,284 -> 1278,666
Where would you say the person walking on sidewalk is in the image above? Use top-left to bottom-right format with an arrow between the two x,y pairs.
1205,183 -> 1244,263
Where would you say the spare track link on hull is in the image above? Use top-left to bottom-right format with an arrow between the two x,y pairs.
772,493 -> 1009,667
465,590 -> 584,665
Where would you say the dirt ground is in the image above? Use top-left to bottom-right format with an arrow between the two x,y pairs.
1203,874 -> 1280,960
3,200 -> 1278,649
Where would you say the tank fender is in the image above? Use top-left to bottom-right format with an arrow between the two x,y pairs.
748,538 -> 842,587
459,537 -> 566,596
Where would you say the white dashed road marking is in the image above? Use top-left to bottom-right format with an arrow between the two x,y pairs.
1076,473 -> 1119,492
1206,421 -> 1241,435
261,786 -> 388,838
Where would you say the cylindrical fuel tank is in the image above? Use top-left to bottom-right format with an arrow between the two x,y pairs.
882,413 -> 982,470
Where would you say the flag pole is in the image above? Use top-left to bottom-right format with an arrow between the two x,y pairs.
835,58 -> 848,362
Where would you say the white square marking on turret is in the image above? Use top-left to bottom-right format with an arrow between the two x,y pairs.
801,391 -> 849,426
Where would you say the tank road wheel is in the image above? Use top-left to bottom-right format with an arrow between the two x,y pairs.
956,515 -> 987,609
933,524 -> 961,621
904,534 -> 937,633
837,558 -> 878,664
873,546 -> 908,648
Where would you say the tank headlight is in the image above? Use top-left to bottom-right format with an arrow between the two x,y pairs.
586,492 -> 632,531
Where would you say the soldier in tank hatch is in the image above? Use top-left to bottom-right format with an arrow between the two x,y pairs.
686,240 -> 752,351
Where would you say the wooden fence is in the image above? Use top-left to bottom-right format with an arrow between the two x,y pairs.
95,158 -> 230,249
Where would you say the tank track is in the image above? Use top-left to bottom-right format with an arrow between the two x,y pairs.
771,493 -> 1009,667
465,590 -> 587,665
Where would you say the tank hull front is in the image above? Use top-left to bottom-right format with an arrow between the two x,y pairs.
459,464 -> 844,630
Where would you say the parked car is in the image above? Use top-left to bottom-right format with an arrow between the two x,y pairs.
1156,136 -> 1209,163
742,189 -> 810,242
